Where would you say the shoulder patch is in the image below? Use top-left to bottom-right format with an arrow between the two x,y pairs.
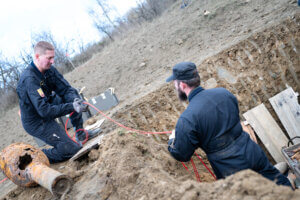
37,88 -> 45,97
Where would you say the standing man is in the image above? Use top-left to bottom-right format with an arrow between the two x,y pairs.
166,62 -> 291,187
17,41 -> 95,163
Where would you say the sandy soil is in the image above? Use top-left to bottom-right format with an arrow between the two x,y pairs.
2,130 -> 300,200
55,132 -> 300,200
0,0 -> 299,199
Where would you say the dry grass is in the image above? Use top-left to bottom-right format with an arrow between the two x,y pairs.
0,90 -> 18,117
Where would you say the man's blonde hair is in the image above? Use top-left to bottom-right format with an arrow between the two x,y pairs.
34,41 -> 54,55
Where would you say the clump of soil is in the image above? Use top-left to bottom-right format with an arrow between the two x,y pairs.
68,129 -> 214,200
2,129 -> 300,200
79,131 -> 300,200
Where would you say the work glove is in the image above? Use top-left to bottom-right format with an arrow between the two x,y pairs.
169,129 -> 176,140
73,98 -> 88,113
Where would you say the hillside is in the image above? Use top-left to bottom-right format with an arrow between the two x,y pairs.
0,0 -> 299,199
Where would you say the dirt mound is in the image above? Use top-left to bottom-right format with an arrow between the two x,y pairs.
1,0 -> 299,198
86,130 -> 213,200
2,130 -> 299,200
79,132 -> 300,200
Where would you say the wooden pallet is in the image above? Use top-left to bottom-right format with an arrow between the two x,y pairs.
243,87 -> 300,163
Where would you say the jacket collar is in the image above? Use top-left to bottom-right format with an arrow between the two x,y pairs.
30,61 -> 53,79
188,86 -> 204,102
30,61 -> 44,79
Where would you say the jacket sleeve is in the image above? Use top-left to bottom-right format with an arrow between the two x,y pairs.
52,68 -> 80,103
168,117 -> 200,162
24,76 -> 74,120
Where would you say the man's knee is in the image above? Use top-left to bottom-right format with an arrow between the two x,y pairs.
59,141 -> 81,157
42,141 -> 81,163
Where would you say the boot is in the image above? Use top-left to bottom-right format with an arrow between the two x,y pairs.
75,128 -> 102,144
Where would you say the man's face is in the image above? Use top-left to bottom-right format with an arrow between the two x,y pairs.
36,50 -> 55,73
174,80 -> 187,101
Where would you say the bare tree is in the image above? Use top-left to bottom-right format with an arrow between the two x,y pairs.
124,0 -> 177,25
95,0 -> 118,28
0,55 -> 20,114
19,44 -> 34,66
0,65 -> 7,93
89,0 -> 122,41
135,0 -> 154,21
89,9 -> 115,41
0,53 -> 24,92
0,53 -> 10,92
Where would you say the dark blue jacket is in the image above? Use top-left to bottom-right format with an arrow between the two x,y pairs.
167,87 -> 292,188
168,86 -> 242,162
16,62 -> 77,135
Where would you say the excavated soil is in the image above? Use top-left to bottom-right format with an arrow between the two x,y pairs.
0,0 -> 299,199
2,131 -> 300,200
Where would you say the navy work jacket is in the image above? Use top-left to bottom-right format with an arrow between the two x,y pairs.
16,62 -> 77,135
168,87 -> 242,162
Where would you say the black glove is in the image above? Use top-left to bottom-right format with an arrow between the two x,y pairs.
72,98 -> 87,113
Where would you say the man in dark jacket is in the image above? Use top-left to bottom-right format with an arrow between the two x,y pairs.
166,62 -> 291,187
17,41 -> 92,163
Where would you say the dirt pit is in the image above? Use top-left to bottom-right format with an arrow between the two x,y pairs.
2,130 -> 300,200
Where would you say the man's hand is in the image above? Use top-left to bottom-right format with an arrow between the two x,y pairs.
73,98 -> 88,113
169,129 -> 176,140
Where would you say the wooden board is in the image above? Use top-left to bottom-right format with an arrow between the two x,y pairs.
269,87 -> 300,144
85,119 -> 105,130
243,103 -> 288,163
70,134 -> 104,161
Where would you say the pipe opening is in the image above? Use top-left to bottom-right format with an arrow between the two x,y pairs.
18,153 -> 32,170
52,177 -> 72,196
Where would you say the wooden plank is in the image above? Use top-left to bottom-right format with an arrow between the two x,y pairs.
269,87 -> 300,144
243,104 -> 288,163
85,119 -> 105,130
70,134 -> 104,161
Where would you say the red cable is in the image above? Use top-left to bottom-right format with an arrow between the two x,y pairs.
83,102 -> 172,135
64,111 -> 77,144
64,112 -> 89,145
195,153 -> 217,180
0,177 -> 8,184
1,101 -> 215,185
81,102 -> 217,180
74,128 -> 88,144
63,101 -> 216,182
64,101 -> 171,145
81,101 -> 216,180
191,158 -> 201,182
181,162 -> 189,172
